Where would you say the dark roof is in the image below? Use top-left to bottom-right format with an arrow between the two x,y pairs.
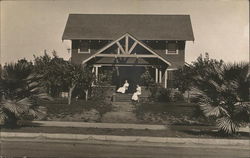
62,14 -> 195,41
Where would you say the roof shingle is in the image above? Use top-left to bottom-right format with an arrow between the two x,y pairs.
62,14 -> 195,41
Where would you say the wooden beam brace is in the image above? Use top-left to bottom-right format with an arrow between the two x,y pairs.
128,41 -> 137,54
116,41 -> 126,54
125,35 -> 129,53
128,34 -> 172,66
95,54 -> 158,58
82,34 -> 127,64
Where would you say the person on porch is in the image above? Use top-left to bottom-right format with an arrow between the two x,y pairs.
132,84 -> 141,102
117,80 -> 129,94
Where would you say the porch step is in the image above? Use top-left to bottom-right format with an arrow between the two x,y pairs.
113,93 -> 133,102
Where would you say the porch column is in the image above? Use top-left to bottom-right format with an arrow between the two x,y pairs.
164,69 -> 168,88
155,68 -> 158,83
159,69 -> 162,83
94,65 -> 101,81
95,66 -> 98,80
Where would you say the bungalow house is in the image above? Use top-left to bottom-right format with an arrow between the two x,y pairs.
62,14 -> 194,94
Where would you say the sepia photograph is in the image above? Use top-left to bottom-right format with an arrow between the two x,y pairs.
0,0 -> 249,157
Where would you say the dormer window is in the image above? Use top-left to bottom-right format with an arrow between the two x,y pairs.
78,40 -> 90,53
166,41 -> 178,54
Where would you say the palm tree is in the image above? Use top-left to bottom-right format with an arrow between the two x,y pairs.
0,60 -> 51,127
192,61 -> 250,134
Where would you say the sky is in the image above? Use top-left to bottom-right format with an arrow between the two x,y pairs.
0,0 -> 249,64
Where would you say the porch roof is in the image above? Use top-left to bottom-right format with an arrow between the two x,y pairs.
62,14 -> 195,41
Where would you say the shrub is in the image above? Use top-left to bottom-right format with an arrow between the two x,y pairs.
172,91 -> 185,102
191,60 -> 250,135
149,84 -> 184,102
0,61 -> 51,127
140,68 -> 155,87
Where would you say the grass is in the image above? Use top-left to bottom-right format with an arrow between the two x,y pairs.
39,98 -> 112,121
134,101 -> 212,125
135,102 -> 197,114
39,98 -> 209,125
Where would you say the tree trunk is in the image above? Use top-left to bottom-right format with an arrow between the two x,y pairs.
84,89 -> 88,101
68,84 -> 76,105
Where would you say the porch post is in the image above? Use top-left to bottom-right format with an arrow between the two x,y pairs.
164,69 -> 168,88
95,66 -> 98,81
94,65 -> 101,81
155,68 -> 158,83
159,69 -> 162,83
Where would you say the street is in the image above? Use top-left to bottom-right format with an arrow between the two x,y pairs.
1,139 -> 250,158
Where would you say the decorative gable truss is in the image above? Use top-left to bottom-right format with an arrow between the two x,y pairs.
82,33 -> 172,66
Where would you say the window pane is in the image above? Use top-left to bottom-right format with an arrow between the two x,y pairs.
80,41 -> 89,52
167,41 -> 177,54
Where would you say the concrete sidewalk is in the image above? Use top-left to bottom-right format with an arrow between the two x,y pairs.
30,120 -> 168,130
1,132 -> 250,147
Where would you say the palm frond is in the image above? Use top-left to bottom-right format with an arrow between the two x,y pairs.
216,117 -> 239,134
28,106 -> 47,119
2,98 -> 32,117
0,108 -> 8,125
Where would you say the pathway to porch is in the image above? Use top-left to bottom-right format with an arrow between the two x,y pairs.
101,101 -> 137,123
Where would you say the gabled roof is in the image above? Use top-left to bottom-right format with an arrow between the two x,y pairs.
62,14 -> 195,41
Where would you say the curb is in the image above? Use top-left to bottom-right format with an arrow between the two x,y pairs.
1,132 -> 250,146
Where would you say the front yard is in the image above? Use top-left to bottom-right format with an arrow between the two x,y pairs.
39,98 -> 212,127
1,98 -> 249,139
39,98 -> 201,123
134,102 -> 208,125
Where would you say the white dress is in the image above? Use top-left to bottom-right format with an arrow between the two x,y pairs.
117,82 -> 129,93
132,87 -> 141,101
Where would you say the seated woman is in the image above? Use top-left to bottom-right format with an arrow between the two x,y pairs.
117,80 -> 129,94
131,84 -> 141,102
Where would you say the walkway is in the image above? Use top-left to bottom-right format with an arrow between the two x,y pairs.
101,102 -> 138,123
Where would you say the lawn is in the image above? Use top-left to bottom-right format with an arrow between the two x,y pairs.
134,102 -> 212,125
38,98 -> 211,126
39,98 -> 112,122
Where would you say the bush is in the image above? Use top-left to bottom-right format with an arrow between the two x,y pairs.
90,85 -> 113,116
172,91 -> 185,102
149,84 -> 184,102
190,59 -> 250,134
155,88 -> 172,102
140,69 -> 154,87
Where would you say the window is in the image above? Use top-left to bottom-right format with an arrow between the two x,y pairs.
78,40 -> 90,53
166,41 -> 178,54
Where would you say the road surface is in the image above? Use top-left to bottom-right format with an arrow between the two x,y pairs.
1,139 -> 249,158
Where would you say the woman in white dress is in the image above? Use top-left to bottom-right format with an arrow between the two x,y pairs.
117,80 -> 129,93
132,84 -> 141,102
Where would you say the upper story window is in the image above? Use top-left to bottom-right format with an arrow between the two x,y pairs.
166,41 -> 178,54
78,40 -> 90,53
